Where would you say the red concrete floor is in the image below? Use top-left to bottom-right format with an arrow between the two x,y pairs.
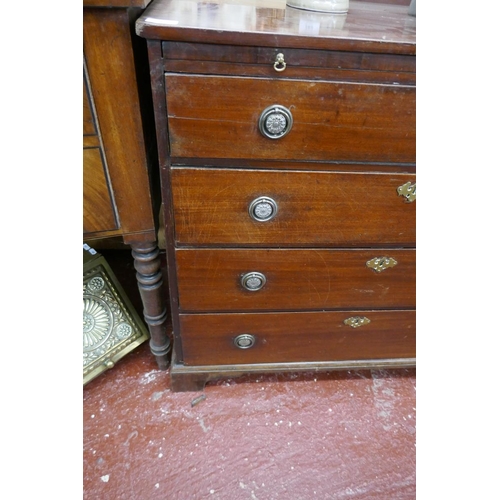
83,250 -> 416,500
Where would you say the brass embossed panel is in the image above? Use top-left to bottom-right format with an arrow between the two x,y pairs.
83,249 -> 149,385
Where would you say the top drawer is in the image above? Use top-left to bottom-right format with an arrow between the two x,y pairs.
165,74 -> 415,164
162,42 -> 416,85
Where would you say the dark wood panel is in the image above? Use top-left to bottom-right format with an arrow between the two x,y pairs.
169,356 -> 416,391
83,8 -> 155,235
179,310 -> 416,365
164,60 -> 416,85
171,168 -> 416,247
83,229 -> 124,241
162,42 -> 415,73
83,148 -> 117,233
162,42 -> 415,84
165,75 -> 415,163
176,249 -> 415,312
170,157 -> 416,173
136,0 -> 416,55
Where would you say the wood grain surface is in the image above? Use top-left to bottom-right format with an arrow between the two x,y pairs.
165,75 -> 415,163
176,248 -> 415,312
136,0 -> 416,55
179,309 -> 416,365
83,8 -> 155,236
162,41 -> 416,85
83,148 -> 117,233
171,168 -> 416,247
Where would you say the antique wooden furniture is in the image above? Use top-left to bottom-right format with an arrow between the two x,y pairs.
137,0 -> 416,391
83,0 -> 171,370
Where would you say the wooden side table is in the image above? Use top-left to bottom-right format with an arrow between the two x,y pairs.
83,0 -> 170,370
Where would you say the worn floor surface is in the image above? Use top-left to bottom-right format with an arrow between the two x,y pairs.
83,250 -> 416,500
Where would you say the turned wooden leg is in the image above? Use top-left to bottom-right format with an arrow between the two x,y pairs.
130,242 -> 171,370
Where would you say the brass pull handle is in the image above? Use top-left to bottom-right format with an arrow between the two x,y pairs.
248,196 -> 278,222
258,105 -> 293,139
366,257 -> 398,273
234,334 -> 256,349
273,53 -> 286,72
241,272 -> 267,291
397,181 -> 416,203
344,317 -> 371,328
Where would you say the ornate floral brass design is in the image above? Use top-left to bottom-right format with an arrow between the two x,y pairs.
83,251 -> 149,385
366,257 -> 398,273
344,316 -> 371,328
83,296 -> 113,350
397,181 -> 416,203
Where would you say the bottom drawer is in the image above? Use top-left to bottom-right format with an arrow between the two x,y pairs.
179,310 -> 415,366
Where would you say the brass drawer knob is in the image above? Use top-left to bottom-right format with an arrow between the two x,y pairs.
241,272 -> 267,291
249,196 -> 278,222
366,257 -> 398,273
344,316 -> 371,328
273,53 -> 286,72
258,105 -> 293,139
234,334 -> 256,349
397,181 -> 416,203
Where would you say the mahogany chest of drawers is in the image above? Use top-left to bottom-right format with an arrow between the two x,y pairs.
137,0 -> 416,391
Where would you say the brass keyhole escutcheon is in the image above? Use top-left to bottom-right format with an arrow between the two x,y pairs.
397,181 -> 416,203
344,316 -> 371,328
366,257 -> 398,273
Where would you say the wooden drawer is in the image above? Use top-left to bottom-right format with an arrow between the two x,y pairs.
171,168 -> 416,247
176,248 -> 415,312
179,310 -> 416,366
162,42 -> 416,85
165,74 -> 415,163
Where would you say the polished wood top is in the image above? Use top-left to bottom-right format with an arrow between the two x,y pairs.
136,0 -> 415,54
